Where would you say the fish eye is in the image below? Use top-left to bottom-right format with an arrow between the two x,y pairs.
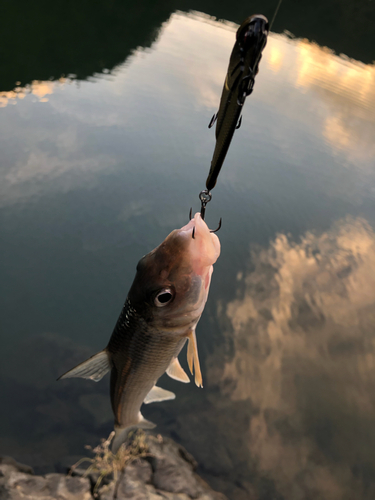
154,288 -> 174,307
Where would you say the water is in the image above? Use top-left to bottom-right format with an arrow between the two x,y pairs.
1,3 -> 375,499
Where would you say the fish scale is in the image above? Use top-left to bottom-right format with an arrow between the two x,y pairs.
108,299 -> 186,426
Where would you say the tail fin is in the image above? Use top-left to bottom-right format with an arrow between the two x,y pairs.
57,349 -> 111,382
112,413 -> 155,454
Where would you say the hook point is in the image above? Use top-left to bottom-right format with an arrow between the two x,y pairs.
210,218 -> 222,233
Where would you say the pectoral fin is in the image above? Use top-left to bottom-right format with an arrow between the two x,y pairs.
187,330 -> 203,388
166,357 -> 190,383
57,349 -> 111,382
144,386 -> 175,404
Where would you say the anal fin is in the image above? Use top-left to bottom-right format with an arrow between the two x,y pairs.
166,357 -> 190,383
187,330 -> 203,388
144,386 -> 175,404
57,349 -> 111,382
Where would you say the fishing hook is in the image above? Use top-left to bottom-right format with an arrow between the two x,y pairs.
199,189 -> 211,220
190,190 -> 222,238
211,218 -> 222,233
208,113 -> 218,128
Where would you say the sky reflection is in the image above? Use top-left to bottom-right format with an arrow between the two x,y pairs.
0,79 -> 69,107
209,216 -> 375,499
1,12 -> 374,209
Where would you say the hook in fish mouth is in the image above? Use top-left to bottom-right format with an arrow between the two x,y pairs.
189,208 -> 222,239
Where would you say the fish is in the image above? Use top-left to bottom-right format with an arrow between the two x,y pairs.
206,14 -> 269,191
58,213 -> 220,453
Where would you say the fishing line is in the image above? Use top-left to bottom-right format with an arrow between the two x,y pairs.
270,0 -> 283,31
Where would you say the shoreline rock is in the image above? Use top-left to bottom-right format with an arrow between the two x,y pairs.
0,435 -> 227,500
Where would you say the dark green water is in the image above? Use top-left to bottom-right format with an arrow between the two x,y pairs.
1,1 -> 375,499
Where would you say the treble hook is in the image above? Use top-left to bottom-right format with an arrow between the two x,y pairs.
208,113 -> 218,128
190,190 -> 222,238
199,190 -> 211,220
211,218 -> 222,233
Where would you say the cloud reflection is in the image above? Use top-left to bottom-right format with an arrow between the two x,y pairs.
294,41 -> 375,159
0,79 -> 70,107
210,216 -> 375,499
0,11 -> 374,206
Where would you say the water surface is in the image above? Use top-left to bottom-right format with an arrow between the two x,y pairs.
1,6 -> 375,500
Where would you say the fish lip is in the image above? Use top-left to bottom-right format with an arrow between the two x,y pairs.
190,213 -> 221,269
178,218 -> 195,236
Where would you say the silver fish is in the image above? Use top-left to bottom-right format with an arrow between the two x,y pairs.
58,213 -> 220,453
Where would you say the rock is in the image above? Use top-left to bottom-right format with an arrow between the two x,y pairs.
112,462 -> 153,500
152,490 -> 191,500
0,434 -> 227,500
145,435 -> 227,500
149,439 -> 203,497
46,474 -> 93,500
0,466 -> 92,500
129,460 -> 153,484
0,456 -> 34,475
96,434 -> 227,499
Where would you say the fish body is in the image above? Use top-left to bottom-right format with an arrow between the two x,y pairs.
206,14 -> 269,191
59,213 -> 220,452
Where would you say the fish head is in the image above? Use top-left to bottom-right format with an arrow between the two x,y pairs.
128,213 -> 220,334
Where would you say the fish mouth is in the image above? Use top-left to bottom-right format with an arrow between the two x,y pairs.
178,217 -> 195,235
177,213 -> 220,272
162,214 -> 220,331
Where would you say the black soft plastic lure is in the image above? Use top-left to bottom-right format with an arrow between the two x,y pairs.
206,14 -> 269,191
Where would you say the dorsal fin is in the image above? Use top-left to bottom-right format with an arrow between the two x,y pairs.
143,385 -> 175,404
57,349 -> 111,382
187,330 -> 203,388
166,357 -> 190,383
